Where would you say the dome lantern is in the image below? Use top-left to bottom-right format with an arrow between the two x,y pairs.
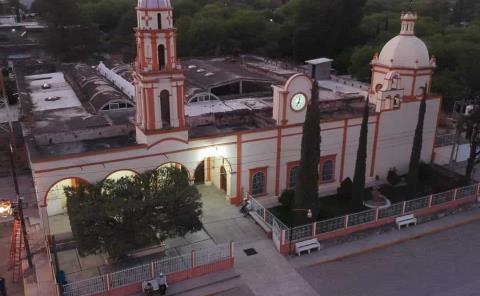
400,12 -> 417,36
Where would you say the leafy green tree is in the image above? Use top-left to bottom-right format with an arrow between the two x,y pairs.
294,79 -> 321,219
457,107 -> 480,180
66,167 -> 203,258
352,97 -> 369,205
407,88 -> 427,196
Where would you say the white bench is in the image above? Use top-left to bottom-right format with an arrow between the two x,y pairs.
295,239 -> 321,256
395,214 -> 417,229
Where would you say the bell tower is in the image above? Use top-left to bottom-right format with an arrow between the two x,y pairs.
134,0 -> 185,139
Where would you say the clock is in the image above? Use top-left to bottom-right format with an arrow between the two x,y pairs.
291,93 -> 307,111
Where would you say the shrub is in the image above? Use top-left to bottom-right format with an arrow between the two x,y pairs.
279,189 -> 294,209
387,168 -> 401,186
337,178 -> 353,200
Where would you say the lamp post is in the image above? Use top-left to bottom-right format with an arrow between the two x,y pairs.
288,208 -> 313,255
1,74 -> 33,269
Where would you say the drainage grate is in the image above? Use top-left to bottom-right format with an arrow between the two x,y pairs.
243,248 -> 258,256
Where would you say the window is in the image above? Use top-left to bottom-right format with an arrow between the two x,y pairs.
158,45 -> 165,70
160,90 -> 171,128
250,168 -> 267,196
157,13 -> 162,29
287,161 -> 300,189
320,156 -> 336,183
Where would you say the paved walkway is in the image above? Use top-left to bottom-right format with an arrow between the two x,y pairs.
0,221 -> 24,296
160,197 -> 480,295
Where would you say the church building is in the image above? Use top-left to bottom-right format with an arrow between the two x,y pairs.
23,0 -> 441,237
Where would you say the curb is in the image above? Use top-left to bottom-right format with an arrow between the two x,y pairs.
305,214 -> 480,268
169,273 -> 241,296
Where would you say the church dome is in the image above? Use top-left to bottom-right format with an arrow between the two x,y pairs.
377,12 -> 432,69
137,0 -> 171,9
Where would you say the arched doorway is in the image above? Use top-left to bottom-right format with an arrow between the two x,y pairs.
45,177 -> 87,236
194,161 -> 205,185
220,166 -> 227,192
160,90 -> 171,128
158,162 -> 189,179
104,170 -> 137,182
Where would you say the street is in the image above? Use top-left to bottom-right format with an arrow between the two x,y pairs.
298,220 -> 480,296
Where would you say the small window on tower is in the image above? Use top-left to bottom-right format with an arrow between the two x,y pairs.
157,14 -> 162,29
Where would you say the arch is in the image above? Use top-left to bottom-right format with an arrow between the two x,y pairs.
220,166 -> 227,192
157,162 -> 190,179
158,44 -> 166,70
160,89 -> 171,128
187,92 -> 221,104
147,137 -> 189,150
194,161 -> 205,184
43,177 -> 89,207
284,73 -> 312,91
44,177 -> 89,222
103,169 -> 139,182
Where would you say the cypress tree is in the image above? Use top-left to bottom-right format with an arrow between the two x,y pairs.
352,97 -> 370,206
407,86 -> 427,196
294,79 -> 321,219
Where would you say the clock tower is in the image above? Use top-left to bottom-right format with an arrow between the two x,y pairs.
134,0 -> 186,142
272,74 -> 313,126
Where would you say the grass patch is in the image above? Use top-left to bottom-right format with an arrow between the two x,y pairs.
270,193 -> 367,227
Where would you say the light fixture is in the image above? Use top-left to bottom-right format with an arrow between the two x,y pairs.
307,209 -> 313,219
0,200 -> 13,218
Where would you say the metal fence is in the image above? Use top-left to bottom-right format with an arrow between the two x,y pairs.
62,243 -> 233,296
316,216 -> 346,234
435,134 -> 457,147
277,183 -> 478,245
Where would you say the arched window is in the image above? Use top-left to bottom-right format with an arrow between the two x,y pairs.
160,90 -> 171,128
251,169 -> 266,195
288,165 -> 300,189
158,44 -> 165,70
320,159 -> 335,183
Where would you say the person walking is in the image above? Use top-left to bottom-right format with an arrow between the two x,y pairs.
0,277 -> 6,296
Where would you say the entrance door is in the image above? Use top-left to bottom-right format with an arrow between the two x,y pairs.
220,166 -> 227,192
194,161 -> 205,184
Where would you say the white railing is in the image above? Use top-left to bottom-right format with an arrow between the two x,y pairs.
278,183 -> 478,245
62,243 -> 233,296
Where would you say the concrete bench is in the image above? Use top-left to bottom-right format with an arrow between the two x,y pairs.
395,214 -> 417,229
295,238 -> 321,256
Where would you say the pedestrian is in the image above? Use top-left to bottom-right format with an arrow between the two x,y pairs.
0,277 -> 6,296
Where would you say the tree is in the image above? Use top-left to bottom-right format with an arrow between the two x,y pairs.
294,79 -> 321,219
407,87 -> 427,196
352,96 -> 369,206
458,107 -> 480,180
66,167 -> 203,258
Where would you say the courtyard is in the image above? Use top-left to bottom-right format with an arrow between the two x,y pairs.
52,183 -> 262,282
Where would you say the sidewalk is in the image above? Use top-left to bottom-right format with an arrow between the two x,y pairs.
160,204 -> 480,296
288,204 -> 480,269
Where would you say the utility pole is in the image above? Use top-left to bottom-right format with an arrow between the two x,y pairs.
1,72 -> 33,269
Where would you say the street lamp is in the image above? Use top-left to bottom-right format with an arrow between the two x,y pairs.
0,200 -> 13,218
289,208 -> 313,255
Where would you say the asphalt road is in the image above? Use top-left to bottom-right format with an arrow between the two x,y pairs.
298,220 -> 480,296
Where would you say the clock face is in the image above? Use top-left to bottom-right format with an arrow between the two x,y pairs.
291,93 -> 307,111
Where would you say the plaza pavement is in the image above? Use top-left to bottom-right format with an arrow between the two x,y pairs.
152,190 -> 480,296
298,218 -> 480,296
